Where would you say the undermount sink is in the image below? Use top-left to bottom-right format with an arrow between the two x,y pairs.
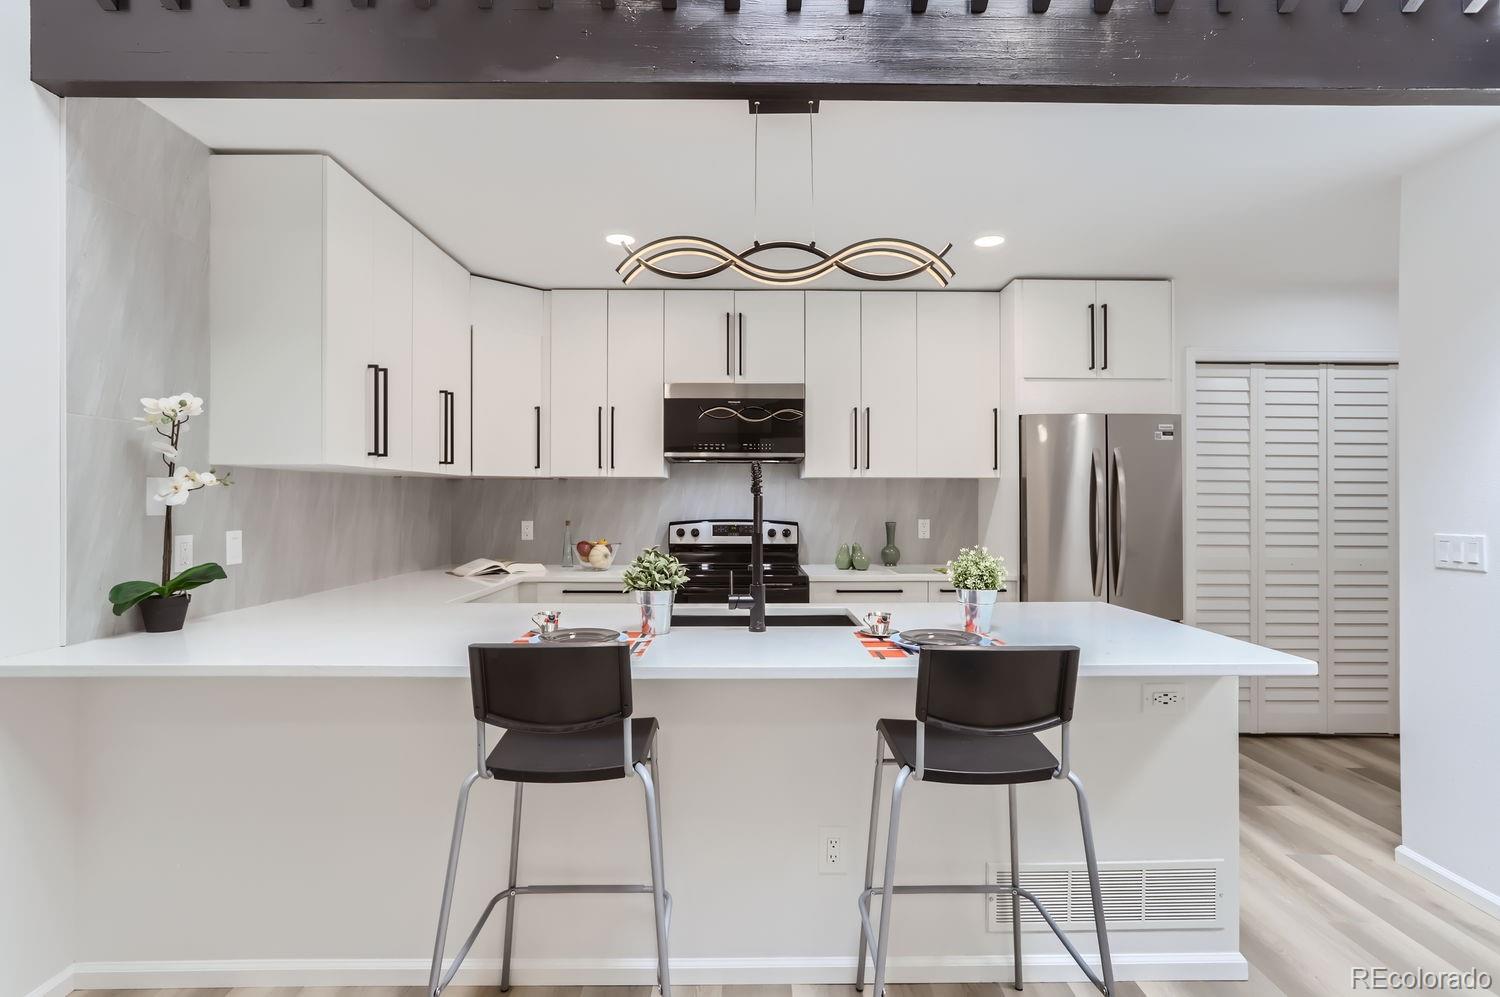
670,611 -> 858,628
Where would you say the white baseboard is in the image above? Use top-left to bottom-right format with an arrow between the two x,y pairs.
1395,845 -> 1500,920
66,952 -> 1248,990
22,964 -> 75,997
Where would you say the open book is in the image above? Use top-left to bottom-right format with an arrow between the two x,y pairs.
448,558 -> 548,579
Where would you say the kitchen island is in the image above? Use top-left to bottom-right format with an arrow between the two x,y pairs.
0,571 -> 1312,991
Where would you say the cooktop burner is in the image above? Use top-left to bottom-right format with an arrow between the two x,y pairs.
666,519 -> 810,604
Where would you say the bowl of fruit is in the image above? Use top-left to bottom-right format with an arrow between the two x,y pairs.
575,538 -> 618,570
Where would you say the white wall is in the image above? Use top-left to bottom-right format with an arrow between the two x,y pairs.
1395,128 -> 1500,916
0,5 -> 77,996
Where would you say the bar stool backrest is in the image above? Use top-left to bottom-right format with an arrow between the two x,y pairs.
916,645 -> 1080,735
468,643 -> 633,733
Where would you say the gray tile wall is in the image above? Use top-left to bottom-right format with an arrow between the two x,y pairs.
451,465 -> 979,568
64,99 -> 453,642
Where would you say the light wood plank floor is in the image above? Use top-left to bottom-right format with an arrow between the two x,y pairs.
77,736 -> 1500,997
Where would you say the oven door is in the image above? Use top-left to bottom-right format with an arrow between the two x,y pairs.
664,396 -> 805,462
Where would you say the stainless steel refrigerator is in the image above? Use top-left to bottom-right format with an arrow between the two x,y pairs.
1019,413 -> 1183,621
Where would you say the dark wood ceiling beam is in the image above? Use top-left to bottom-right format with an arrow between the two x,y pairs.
32,0 -> 1500,105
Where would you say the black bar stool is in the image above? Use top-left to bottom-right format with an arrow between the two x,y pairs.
853,645 -> 1115,996
426,642 -> 671,997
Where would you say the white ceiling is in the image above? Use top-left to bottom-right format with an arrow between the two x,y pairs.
145,98 -> 1500,291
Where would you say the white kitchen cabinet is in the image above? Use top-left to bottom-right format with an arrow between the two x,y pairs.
809,580 -> 928,603
803,292 -> 863,477
664,290 -> 804,384
210,155 -> 418,472
550,291 -> 610,477
665,290 -> 735,383
1015,279 -> 1171,382
471,277 -> 549,477
916,293 -> 1001,477
734,291 -> 804,383
1094,280 -> 1173,380
607,291 -> 667,478
411,233 -> 471,475
859,293 -> 919,478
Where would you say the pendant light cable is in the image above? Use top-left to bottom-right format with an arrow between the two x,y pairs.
752,100 -> 761,246
808,101 -> 817,247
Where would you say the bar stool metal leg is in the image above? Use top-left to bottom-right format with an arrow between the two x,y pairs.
636,759 -> 673,997
870,765 -> 913,997
1068,770 -> 1115,996
428,770 -> 481,997
855,729 -> 886,992
1008,784 -> 1023,992
499,781 -> 524,993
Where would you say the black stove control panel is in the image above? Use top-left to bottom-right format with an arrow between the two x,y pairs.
669,520 -> 799,546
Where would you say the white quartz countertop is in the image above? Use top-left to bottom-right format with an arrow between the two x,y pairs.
0,570 -> 1315,680
800,564 -> 952,582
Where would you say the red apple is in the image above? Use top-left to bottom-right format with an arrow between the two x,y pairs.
576,540 -> 593,559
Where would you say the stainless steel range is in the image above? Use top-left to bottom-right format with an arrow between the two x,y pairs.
666,519 -> 810,604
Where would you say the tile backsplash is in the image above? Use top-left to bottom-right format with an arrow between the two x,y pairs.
451,464 -> 979,567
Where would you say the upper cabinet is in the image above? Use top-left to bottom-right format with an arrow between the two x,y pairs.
1014,279 -> 1172,382
411,232 -> 472,476
606,291 -> 667,478
804,291 -> 1000,480
472,277 -> 549,477
210,155 -> 423,472
664,290 -> 804,384
916,293 -> 1001,478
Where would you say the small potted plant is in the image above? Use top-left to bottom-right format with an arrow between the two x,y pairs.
107,393 -> 230,633
944,545 -> 1007,634
622,546 -> 689,636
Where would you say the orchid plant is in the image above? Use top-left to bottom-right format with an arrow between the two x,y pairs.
107,393 -> 231,618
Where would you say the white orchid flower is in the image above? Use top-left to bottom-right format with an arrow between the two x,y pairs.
180,394 -> 205,417
140,397 -> 168,419
150,439 -> 178,460
155,472 -> 193,507
183,469 -> 218,487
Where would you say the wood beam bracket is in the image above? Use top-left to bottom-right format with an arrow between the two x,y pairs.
223,0 -> 248,7
1341,0 -> 1364,11
1276,0 -> 1299,13
1152,0 -> 1174,11
1464,0 -> 1489,12
912,0 -> 929,12
160,0 -> 188,8
287,0 -> 310,7
1401,0 -> 1424,11
849,0 -> 865,13
787,0 -> 802,11
1030,0 -> 1050,11
1092,0 -> 1113,13
725,0 -> 741,11
96,0 -> 125,8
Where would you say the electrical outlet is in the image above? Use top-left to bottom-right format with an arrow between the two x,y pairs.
917,518 -> 932,540
225,530 -> 243,566
172,534 -> 194,575
520,520 -> 535,542
1143,683 -> 1185,713
819,826 -> 847,875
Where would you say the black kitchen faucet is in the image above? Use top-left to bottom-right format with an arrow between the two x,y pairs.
727,461 -> 768,632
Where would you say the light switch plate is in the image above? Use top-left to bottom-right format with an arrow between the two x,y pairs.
172,534 -> 194,575
917,518 -> 932,540
225,530 -> 243,566
521,520 -> 534,542
1435,533 -> 1487,572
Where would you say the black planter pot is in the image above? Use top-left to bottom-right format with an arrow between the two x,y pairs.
139,593 -> 191,633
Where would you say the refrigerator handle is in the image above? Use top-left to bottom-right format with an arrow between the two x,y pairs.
1111,446 -> 1127,596
1089,449 -> 1105,597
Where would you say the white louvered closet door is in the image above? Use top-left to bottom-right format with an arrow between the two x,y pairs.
1190,362 -> 1397,734
1326,367 -> 1399,734
1254,365 -> 1329,733
1188,366 -> 1259,730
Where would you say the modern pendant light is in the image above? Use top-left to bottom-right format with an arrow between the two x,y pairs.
616,102 -> 954,288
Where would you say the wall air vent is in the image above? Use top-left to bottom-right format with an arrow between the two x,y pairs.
985,860 -> 1221,932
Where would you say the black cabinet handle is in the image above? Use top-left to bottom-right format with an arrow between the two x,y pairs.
835,588 -> 906,595
993,407 -> 999,471
1101,302 -> 1109,371
1088,304 -> 1096,371
725,312 -> 732,377
534,405 -> 542,470
852,406 -> 859,471
738,312 -> 745,376
596,406 -> 603,469
367,364 -> 390,457
561,588 -> 627,596
381,367 -> 390,457
438,389 -> 455,466
610,405 -> 616,469
864,406 -> 872,470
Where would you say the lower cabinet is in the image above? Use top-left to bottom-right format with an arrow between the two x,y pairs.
519,582 -> 632,604
810,580 -> 929,603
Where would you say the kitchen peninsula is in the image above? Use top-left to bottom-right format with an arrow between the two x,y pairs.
2,571 -> 1311,989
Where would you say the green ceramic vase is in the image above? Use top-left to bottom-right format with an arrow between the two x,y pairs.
835,543 -> 852,570
851,544 -> 870,571
880,521 -> 901,567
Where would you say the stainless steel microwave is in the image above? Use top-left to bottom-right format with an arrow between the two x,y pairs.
663,385 -> 805,462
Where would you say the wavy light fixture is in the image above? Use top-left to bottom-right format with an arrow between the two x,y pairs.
616,101 -> 955,288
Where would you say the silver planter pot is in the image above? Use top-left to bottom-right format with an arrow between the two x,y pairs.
635,589 -> 675,636
957,588 -> 999,634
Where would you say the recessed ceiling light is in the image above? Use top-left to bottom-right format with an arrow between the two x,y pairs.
605,233 -> 636,247
973,235 -> 1006,248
